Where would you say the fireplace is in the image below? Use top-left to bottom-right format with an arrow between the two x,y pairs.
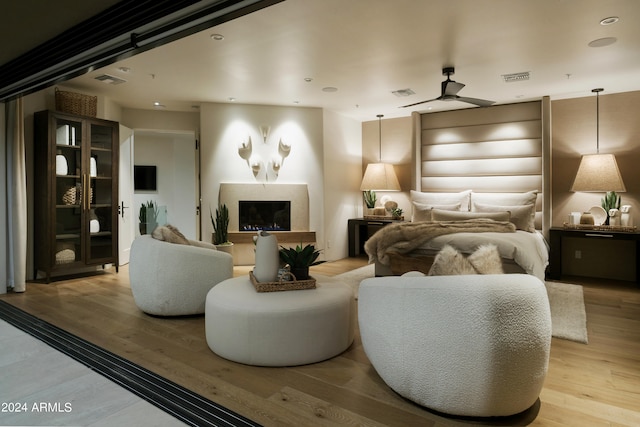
239,200 -> 291,231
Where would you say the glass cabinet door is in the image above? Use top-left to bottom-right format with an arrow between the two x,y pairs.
86,122 -> 115,263
54,117 -> 83,266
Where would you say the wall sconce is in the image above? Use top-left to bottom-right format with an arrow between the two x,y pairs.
238,136 -> 252,165
251,159 -> 262,177
278,138 -> 291,160
259,125 -> 270,143
571,88 -> 626,193
271,156 -> 282,177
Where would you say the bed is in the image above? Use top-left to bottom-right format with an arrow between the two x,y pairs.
366,101 -> 551,280
366,190 -> 549,281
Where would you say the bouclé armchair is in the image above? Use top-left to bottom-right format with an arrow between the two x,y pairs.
358,273 -> 551,417
129,235 -> 233,316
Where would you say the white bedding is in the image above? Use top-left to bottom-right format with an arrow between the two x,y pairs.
415,230 -> 549,280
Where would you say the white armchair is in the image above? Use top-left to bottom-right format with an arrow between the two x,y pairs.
129,235 -> 233,316
358,273 -> 551,417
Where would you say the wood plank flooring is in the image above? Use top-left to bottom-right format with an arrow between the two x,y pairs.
1,258 -> 639,426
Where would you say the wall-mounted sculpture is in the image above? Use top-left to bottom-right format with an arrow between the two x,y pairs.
237,126 -> 292,182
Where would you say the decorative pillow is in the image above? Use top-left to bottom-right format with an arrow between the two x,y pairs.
431,209 -> 511,222
473,202 -> 536,232
151,224 -> 190,245
428,244 -> 503,276
412,202 -> 461,222
410,190 -> 471,212
470,190 -> 538,207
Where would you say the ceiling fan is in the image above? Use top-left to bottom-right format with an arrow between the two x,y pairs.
400,67 -> 495,108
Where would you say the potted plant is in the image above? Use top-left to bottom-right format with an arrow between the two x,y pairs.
391,207 -> 404,220
138,200 -> 158,234
363,190 -> 376,216
279,243 -> 324,281
211,204 -> 233,254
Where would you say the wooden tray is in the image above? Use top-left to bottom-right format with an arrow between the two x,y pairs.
562,223 -> 637,232
249,271 -> 316,292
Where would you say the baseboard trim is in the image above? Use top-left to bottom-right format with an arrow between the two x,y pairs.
0,300 -> 261,427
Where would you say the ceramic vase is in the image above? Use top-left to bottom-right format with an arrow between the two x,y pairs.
253,231 -> 279,282
56,154 -> 68,175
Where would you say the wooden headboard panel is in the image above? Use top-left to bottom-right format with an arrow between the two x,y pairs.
414,100 -> 551,234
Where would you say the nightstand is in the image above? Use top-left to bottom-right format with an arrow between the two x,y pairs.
548,227 -> 640,282
348,218 -> 402,257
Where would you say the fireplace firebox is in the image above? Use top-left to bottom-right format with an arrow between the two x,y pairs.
239,201 -> 291,231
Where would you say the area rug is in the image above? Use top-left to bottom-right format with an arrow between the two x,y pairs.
335,264 -> 588,344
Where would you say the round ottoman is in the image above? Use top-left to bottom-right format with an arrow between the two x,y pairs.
205,275 -> 355,366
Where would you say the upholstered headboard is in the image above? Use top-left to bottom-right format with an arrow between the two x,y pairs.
413,100 -> 551,235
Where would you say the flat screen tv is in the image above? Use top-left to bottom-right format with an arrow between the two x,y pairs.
134,165 -> 157,191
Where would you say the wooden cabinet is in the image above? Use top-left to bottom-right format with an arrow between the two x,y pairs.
34,110 -> 119,282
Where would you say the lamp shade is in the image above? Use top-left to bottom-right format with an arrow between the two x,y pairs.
571,153 -> 626,192
360,163 -> 401,191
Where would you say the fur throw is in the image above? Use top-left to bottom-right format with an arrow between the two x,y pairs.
364,219 -> 515,266
428,244 -> 504,276
151,224 -> 190,245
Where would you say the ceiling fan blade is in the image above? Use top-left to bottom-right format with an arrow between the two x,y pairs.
456,96 -> 495,107
443,80 -> 465,96
399,97 -> 439,108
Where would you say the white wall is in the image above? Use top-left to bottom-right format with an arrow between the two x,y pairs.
133,132 -> 197,239
323,109 -> 362,260
200,103 -> 326,254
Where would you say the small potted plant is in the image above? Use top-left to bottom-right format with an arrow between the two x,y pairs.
211,204 -> 233,254
138,200 -> 158,234
391,207 -> 404,220
279,243 -> 324,281
363,190 -> 376,216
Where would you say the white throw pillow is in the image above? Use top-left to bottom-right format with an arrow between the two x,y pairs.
431,209 -> 511,222
473,202 -> 536,232
470,190 -> 538,208
410,190 -> 472,212
412,202 -> 461,222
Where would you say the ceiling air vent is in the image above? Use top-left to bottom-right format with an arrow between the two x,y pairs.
392,88 -> 415,97
501,71 -> 530,83
94,74 -> 127,85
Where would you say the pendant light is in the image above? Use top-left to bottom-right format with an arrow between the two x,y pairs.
571,88 -> 625,192
360,114 -> 401,191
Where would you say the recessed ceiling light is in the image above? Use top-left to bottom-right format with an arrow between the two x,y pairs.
304,77 -> 313,82
588,37 -> 617,47
322,87 -> 338,93
600,16 -> 619,25
210,34 -> 224,41
153,102 -> 165,109
228,97 -> 236,102
118,67 -> 131,73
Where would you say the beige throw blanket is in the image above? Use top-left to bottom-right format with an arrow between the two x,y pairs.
364,219 -> 516,265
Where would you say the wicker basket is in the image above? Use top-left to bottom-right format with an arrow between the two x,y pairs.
249,271 -> 316,292
55,88 -> 97,117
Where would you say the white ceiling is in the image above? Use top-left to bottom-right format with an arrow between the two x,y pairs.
17,0 -> 640,122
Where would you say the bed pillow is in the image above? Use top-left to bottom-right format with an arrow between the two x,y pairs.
473,202 -> 536,232
410,190 -> 472,212
470,190 -> 538,207
431,209 -> 511,222
412,202 -> 461,222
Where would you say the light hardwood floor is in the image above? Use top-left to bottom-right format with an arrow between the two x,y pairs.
1,259 -> 639,427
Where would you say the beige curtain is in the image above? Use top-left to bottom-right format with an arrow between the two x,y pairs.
6,97 -> 27,292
